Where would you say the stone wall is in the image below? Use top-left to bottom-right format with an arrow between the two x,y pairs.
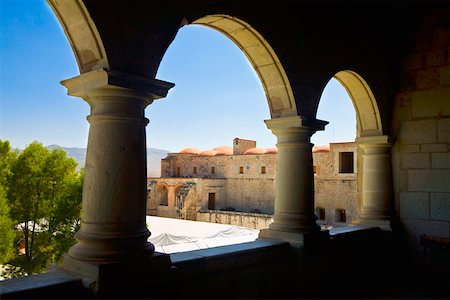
159,153 -> 276,214
151,142 -> 358,227
196,210 -> 273,229
224,178 -> 275,214
392,8 -> 450,254
313,143 -> 358,225
161,152 -> 276,180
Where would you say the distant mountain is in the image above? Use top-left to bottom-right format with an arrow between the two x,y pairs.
46,145 -> 169,177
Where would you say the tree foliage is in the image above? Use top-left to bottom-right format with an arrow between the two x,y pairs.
0,140 -> 17,265
1,140 -> 83,278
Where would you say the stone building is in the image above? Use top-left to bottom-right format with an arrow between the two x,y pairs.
147,138 -> 357,229
314,142 -> 358,226
2,1 -> 449,299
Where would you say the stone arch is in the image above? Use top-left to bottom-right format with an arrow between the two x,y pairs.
333,70 -> 383,138
328,71 -> 394,226
47,0 -> 108,73
156,184 -> 169,206
192,15 -> 297,119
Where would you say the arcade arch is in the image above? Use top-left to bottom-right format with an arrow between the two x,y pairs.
193,15 -> 297,119
319,71 -> 395,228
48,2 -> 396,268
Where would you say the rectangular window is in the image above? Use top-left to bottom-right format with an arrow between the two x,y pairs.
193,167 -> 197,174
211,166 -> 215,174
176,167 -> 180,177
313,165 -> 317,174
239,166 -> 244,174
339,152 -> 354,173
261,166 -> 266,174
316,207 -> 325,220
335,209 -> 346,223
208,193 -> 216,210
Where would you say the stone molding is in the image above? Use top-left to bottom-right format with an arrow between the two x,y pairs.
265,115 -> 328,132
61,69 -> 175,101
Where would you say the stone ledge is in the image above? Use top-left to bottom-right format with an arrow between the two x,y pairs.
0,270 -> 86,299
171,239 -> 290,273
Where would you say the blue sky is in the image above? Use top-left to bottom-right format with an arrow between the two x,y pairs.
0,0 -> 355,152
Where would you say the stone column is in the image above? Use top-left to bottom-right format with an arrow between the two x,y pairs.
60,69 -> 174,264
259,116 -> 327,246
353,135 -> 395,230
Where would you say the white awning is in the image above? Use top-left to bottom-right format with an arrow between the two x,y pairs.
146,216 -> 259,254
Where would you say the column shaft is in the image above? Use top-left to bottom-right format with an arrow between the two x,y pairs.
259,116 -> 327,245
270,127 -> 317,232
61,70 -> 174,263
358,137 -> 395,220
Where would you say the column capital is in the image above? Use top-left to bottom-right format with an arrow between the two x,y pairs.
357,135 -> 395,146
357,135 -> 395,154
61,69 -> 175,102
264,115 -> 328,132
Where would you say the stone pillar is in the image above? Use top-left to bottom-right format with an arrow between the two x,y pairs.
353,135 -> 395,230
259,116 -> 327,246
167,185 -> 176,208
60,69 -> 174,267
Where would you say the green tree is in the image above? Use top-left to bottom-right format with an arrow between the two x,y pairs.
0,185 -> 16,264
49,168 -> 84,262
4,141 -> 83,276
0,140 -> 17,264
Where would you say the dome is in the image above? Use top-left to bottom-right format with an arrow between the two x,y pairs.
312,144 -> 330,152
264,147 -> 278,154
212,146 -> 233,156
180,147 -> 203,155
199,150 -> 218,156
243,147 -> 268,155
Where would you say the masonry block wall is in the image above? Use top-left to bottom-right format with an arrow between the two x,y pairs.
159,153 -> 276,213
392,8 -> 450,254
151,142 -> 359,227
314,143 -> 358,225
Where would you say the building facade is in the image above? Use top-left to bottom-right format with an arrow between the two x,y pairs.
147,138 -> 357,229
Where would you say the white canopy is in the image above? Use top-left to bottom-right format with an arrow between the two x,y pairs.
146,216 -> 259,254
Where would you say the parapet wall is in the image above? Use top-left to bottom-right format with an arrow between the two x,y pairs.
196,210 -> 273,229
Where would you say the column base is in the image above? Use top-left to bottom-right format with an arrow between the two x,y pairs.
259,228 -> 329,250
62,252 -> 172,297
259,228 -> 306,247
352,218 -> 395,231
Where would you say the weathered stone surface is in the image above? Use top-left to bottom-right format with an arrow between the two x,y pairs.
437,118 -> 450,143
430,193 -> 450,221
408,170 -> 450,192
399,120 -> 437,144
411,88 -> 450,118
415,69 -> 439,89
402,219 -> 450,248
151,140 -> 358,228
431,153 -> 450,168
421,143 -> 448,152
402,153 -> 430,169
399,192 -> 429,220
401,144 -> 420,153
